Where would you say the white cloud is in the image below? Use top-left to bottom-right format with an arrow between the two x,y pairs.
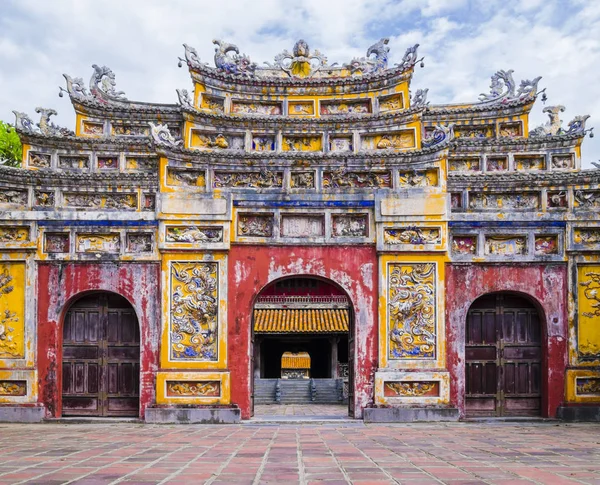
0,0 -> 597,165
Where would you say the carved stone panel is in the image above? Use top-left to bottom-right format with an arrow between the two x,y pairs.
214,171 -> 283,189
551,154 -> 574,169
82,121 -> 104,136
29,152 -> 51,168
384,227 -> 441,245
574,229 -> 600,245
238,214 -> 273,237
58,156 -> 90,170
0,262 -> 26,359
576,378 -> 600,396
0,189 -> 27,206
166,380 -> 221,397
126,233 -> 153,253
281,215 -> 324,238
45,233 -> 70,253
574,191 -> 600,209
231,101 -> 282,115
469,193 -> 539,210
321,100 -> 370,115
378,93 -> 403,112
515,156 -> 544,171
455,125 -> 492,138
97,156 -> 119,170
282,135 -> 322,152
398,170 -> 438,187
63,193 -> 137,210
126,157 -> 158,171
142,194 -> 156,211
452,236 -> 477,255
200,95 -> 225,113
288,101 -> 315,116
290,172 -> 315,189
484,236 -> 527,255
449,158 -> 481,172
0,227 -> 29,243
166,226 -> 223,243
329,136 -> 353,152
388,263 -> 436,360
167,168 -> 206,188
534,235 -> 558,255
0,381 -> 27,396
111,124 -> 149,136
332,215 -> 368,237
252,136 -> 276,152
384,381 -> 439,397
450,193 -> 463,209
498,122 -> 522,137
170,262 -> 219,361
361,131 -> 415,150
323,169 -> 391,189
578,266 -> 600,360
547,191 -> 568,209
191,131 -> 245,150
486,156 -> 508,171
35,191 -> 55,207
76,234 -> 120,253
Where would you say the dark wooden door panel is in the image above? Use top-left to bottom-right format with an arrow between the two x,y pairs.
465,294 -> 542,417
62,294 -> 140,417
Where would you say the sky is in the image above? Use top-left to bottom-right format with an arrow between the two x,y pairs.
1,0 -> 599,167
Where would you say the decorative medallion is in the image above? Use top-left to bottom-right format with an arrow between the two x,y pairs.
388,263 -> 436,359
170,262 -> 219,361
288,101 -> 314,116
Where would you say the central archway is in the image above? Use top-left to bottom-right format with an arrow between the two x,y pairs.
251,275 -> 354,416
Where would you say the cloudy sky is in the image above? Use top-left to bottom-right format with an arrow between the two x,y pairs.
1,0 -> 598,166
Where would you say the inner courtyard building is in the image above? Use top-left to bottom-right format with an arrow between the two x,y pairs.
0,36 -> 599,422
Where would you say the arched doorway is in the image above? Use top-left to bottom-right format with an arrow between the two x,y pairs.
465,293 -> 542,417
62,292 -> 140,417
252,276 -> 354,416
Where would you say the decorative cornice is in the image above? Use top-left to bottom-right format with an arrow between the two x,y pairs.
16,130 -> 152,151
450,132 -> 584,151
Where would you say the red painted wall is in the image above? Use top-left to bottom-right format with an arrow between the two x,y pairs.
445,263 -> 568,418
37,262 -> 160,419
228,245 -> 378,419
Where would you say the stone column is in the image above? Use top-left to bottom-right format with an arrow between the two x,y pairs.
330,336 -> 339,378
254,336 -> 261,379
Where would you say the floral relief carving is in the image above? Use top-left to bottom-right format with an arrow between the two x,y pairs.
166,226 -> 223,243
214,170 -> 282,189
388,263 -> 436,359
170,262 -> 218,361
384,227 -> 441,245
167,381 -> 220,397
498,122 -> 522,137
238,214 -> 273,237
378,94 -> 403,112
362,132 -> 414,150
323,169 -> 391,189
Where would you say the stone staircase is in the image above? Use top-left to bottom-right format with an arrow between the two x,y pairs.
254,378 -> 344,404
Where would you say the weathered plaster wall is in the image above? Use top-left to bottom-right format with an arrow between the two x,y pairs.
446,263 -> 568,418
228,245 -> 378,419
37,262 -> 160,418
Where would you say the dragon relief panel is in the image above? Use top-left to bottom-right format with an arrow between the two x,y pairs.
214,170 -> 283,189
469,193 -> 540,211
282,136 -> 322,152
448,158 -> 481,172
170,262 -> 219,361
63,193 -> 137,210
166,168 -> 206,188
0,227 -> 29,243
0,380 -> 27,396
388,263 -> 436,360
384,227 -> 441,245
484,236 -> 527,255
166,226 -> 223,243
398,170 -> 438,187
166,380 -> 221,397
332,215 -> 368,237
578,267 -> 600,360
191,132 -> 244,150
0,263 -> 25,359
320,100 -> 370,115
361,131 -> 415,150
231,101 -> 282,115
384,381 -> 439,397
323,169 -> 391,189
28,152 -> 51,168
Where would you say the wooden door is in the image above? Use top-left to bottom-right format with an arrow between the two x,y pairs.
62,293 -> 140,417
465,294 -> 542,417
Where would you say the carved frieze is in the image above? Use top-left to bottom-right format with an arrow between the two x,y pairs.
214,170 -> 282,189
548,191 -> 568,209
126,157 -> 158,171
384,381 -> 439,397
166,226 -> 223,243
58,156 -> 90,170
281,215 -> 324,238
384,227 -> 441,245
398,170 -> 438,187
290,172 -> 315,189
282,135 -> 322,152
551,154 -> 573,169
289,101 -> 314,116
82,121 -> 104,136
166,381 -> 221,397
170,262 -> 218,361
449,158 -> 480,172
455,125 -> 492,138
76,234 -> 120,253
515,156 -> 544,171
574,229 -> 600,245
97,156 -> 119,170
361,131 -> 415,150
126,233 -> 153,253
378,93 -> 403,112
484,235 -> 527,255
252,136 -> 275,152
469,193 -> 539,210
498,122 -> 522,138
111,124 -> 149,136
167,168 -> 206,188
323,169 -> 391,189
452,236 -> 477,255
29,152 -> 50,168
231,101 -> 282,115
0,380 -> 26,396
332,215 -> 368,237
191,132 -> 245,150
534,235 -> 558,255
63,193 -> 137,210
576,378 -> 600,395
44,233 -> 70,253
320,100 -> 370,115
238,214 -> 273,237
574,191 -> 600,209
388,263 -> 436,359
0,190 -> 27,206
0,227 -> 29,243
329,136 -> 353,152
0,263 -> 25,359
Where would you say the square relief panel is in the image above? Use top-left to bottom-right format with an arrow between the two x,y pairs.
44,233 -> 70,253
534,235 -> 558,255
551,154 -> 574,169
486,156 -> 508,171
329,136 -> 353,152
498,122 -> 522,137
200,95 -> 225,113
251,135 -> 276,152
237,213 -> 274,238
515,156 -> 544,171
59,155 -> 90,170
290,172 -> 315,189
378,93 -> 403,112
448,157 -> 480,172
28,152 -> 51,168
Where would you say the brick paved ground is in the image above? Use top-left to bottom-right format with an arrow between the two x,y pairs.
0,421 -> 599,484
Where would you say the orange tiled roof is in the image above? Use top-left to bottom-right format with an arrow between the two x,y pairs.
253,308 -> 349,333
